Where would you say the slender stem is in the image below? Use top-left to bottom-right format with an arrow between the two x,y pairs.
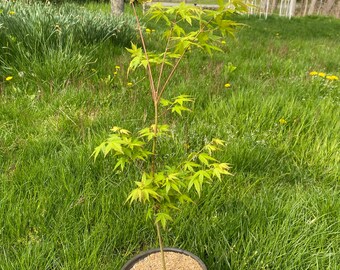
156,19 -> 177,94
157,14 -> 217,102
151,101 -> 158,177
156,220 -> 167,270
131,2 -> 157,102
156,39 -> 171,94
157,51 -> 186,103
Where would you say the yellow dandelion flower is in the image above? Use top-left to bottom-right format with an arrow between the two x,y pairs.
221,40 -> 226,44
8,11 -> 15,15
309,71 -> 318,76
318,72 -> 326,78
146,28 -> 151,34
224,83 -> 231,88
326,75 -> 339,81
6,76 -> 13,81
113,71 -> 118,75
151,29 -> 156,32
127,82 -> 133,87
279,118 -> 287,125
115,65 -> 120,70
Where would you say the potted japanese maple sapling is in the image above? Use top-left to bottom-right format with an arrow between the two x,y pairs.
93,0 -> 247,269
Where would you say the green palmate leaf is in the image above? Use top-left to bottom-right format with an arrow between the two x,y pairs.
197,31 -> 209,45
212,138 -> 226,146
178,194 -> 194,204
138,127 -> 155,141
196,169 -> 212,182
126,188 -> 142,204
164,172 -> 181,194
140,172 -> 153,186
131,150 -> 152,161
167,172 -> 180,181
92,142 -> 106,161
165,182 -> 171,194
125,137 -> 145,150
204,144 -> 219,154
105,140 -> 124,155
188,178 -> 202,196
154,172 -> 166,186
202,43 -> 223,56
160,98 -> 173,107
217,0 -> 224,9
183,161 -> 201,172
143,188 -> 161,202
128,56 -> 143,73
155,212 -> 173,229
230,0 -> 249,13
187,152 -> 198,161
164,203 -> 180,211
172,33 -> 200,54
171,105 -> 191,116
111,126 -> 131,135
126,42 -> 142,56
173,94 -> 194,106
170,182 -> 182,194
113,157 -> 128,171
156,124 -> 170,134
167,52 -> 181,59
138,124 -> 170,140
126,42 -> 144,74
211,162 -> 232,180
198,153 -> 217,165
188,169 -> 214,196
173,24 -> 185,37
173,2 -> 202,24
127,174 -> 162,204
148,4 -> 171,25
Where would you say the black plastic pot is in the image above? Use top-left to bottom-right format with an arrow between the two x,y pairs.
121,247 -> 207,270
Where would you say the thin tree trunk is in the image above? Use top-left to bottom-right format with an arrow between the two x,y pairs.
285,0 -> 290,16
265,0 -> 270,18
308,0 -> 317,14
303,0 -> 309,16
271,0 -> 278,13
288,0 -> 296,18
317,0 -> 324,14
279,0 -> 284,15
111,0 -> 124,16
336,0 -> 340,17
322,0 -> 336,15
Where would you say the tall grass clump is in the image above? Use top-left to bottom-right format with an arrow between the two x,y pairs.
0,1 -> 136,89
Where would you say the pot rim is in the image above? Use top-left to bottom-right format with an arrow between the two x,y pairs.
121,247 -> 207,270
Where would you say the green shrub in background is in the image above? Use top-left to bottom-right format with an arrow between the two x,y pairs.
0,1 -> 135,89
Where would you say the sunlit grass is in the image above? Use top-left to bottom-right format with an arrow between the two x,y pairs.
0,3 -> 339,269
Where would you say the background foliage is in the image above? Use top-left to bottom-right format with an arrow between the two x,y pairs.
0,1 -> 135,88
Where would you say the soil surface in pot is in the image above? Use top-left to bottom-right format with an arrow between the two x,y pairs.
130,251 -> 204,270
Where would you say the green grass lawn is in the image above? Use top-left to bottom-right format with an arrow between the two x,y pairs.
0,2 -> 339,269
